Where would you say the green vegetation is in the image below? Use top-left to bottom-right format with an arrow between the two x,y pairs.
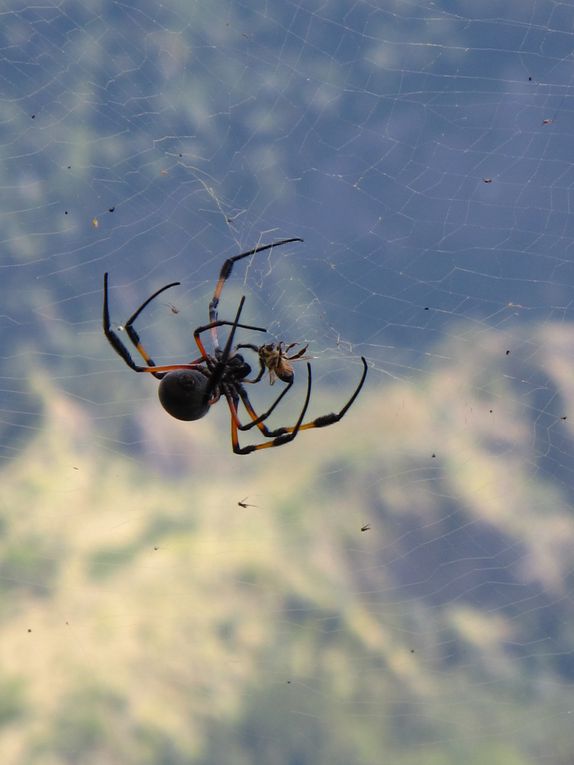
1,325 -> 573,764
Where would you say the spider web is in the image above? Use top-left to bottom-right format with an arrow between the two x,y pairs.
1,1 -> 574,763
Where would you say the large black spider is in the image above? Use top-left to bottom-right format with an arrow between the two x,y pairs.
103,239 -> 368,454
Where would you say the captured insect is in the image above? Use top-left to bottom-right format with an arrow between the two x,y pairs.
236,341 -> 310,385
103,239 -> 368,454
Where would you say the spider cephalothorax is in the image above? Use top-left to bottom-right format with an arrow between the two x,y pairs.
103,238 -> 367,454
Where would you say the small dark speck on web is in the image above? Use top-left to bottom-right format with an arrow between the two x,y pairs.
561,416 -> 567,421
360,524 -> 370,532
108,207 -> 115,213
505,350 -> 511,355
31,114 -> 35,119
431,453 -> 436,458
238,497 -> 257,508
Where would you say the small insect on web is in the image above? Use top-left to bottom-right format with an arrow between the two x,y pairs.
103,239 -> 368,454
237,497 -> 257,508
235,341 -> 311,385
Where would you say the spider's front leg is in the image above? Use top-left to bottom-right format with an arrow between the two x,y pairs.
208,238 -> 303,349
103,272 -> 182,379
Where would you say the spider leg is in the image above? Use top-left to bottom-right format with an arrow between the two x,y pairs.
247,357 -> 368,437
227,363 -> 312,454
104,273 -> 156,374
208,238 -> 303,349
124,280 -> 181,374
103,273 -> 181,379
104,275 -> 208,376
137,362 -> 207,374
235,343 -> 266,383
193,312 -> 266,361
234,378 -> 294,432
203,296 -> 265,398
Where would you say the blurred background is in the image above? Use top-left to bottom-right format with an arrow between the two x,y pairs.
1,1 -> 574,763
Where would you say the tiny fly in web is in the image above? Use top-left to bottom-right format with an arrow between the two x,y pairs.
237,497 -> 257,508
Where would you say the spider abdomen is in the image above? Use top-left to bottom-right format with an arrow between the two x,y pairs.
158,370 -> 210,421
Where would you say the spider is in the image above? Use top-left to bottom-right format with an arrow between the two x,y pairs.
103,238 -> 368,454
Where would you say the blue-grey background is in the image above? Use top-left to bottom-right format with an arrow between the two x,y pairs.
1,2 -> 574,763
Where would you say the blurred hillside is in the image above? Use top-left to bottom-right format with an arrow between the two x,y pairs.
3,5 -> 574,762
1,321 -> 574,765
